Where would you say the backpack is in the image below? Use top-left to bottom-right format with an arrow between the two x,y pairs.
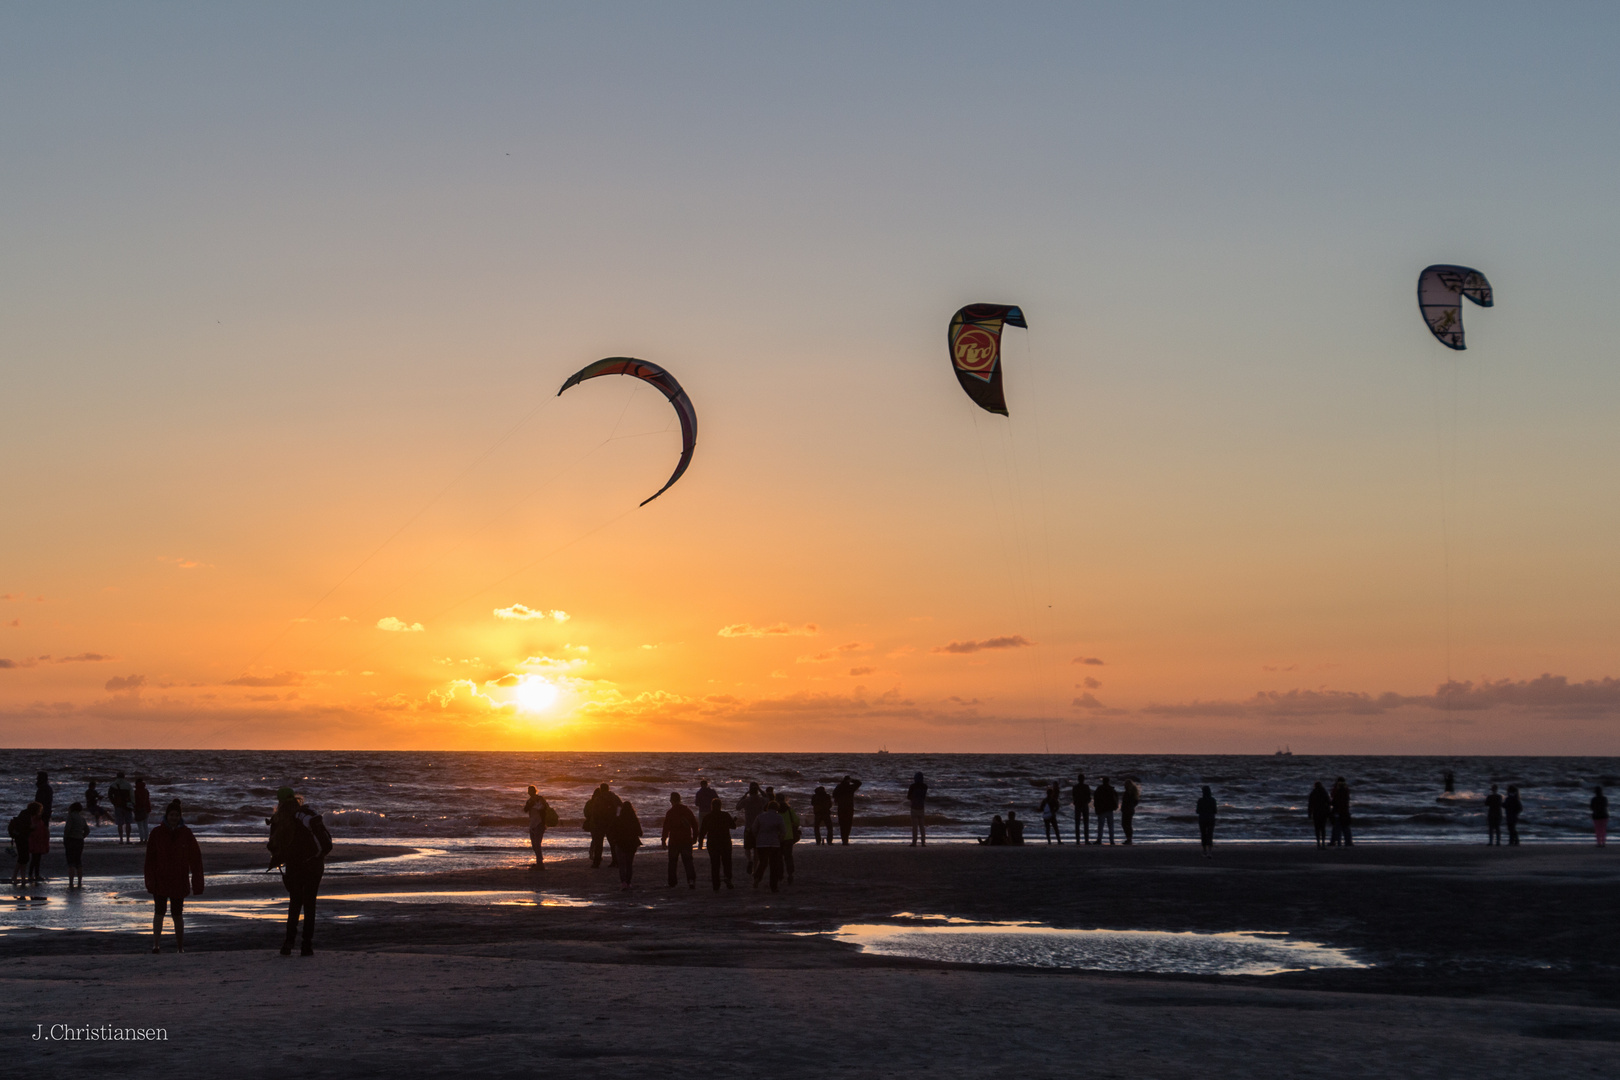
544,804 -> 559,828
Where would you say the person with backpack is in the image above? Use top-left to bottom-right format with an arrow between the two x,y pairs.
267,787 -> 333,956
661,792 -> 699,889
524,786 -> 558,869
63,802 -> 90,887
146,799 -> 204,953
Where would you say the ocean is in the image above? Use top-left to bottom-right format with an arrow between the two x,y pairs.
5,751 -> 1615,850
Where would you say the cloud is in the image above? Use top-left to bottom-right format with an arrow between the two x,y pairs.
1263,664 -> 1299,672
226,671 -> 305,688
7,653 -> 116,667
159,556 -> 212,569
1072,657 -> 1105,666
0,659 -> 15,669
848,667 -> 875,676
1081,677 -> 1102,689
104,674 -> 146,692
718,623 -> 819,638
6,620 -> 17,628
1141,675 -> 1620,721
933,636 -> 1034,654
493,604 -> 570,622
1072,693 -> 1108,710
801,642 -> 870,663
376,617 -> 425,633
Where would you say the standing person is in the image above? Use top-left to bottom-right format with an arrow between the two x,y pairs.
693,780 -> 717,849
609,801 -> 643,889
1093,778 -> 1119,846
108,771 -> 135,844
1039,783 -> 1062,844
585,783 -> 621,868
1072,774 -> 1093,845
1121,778 -> 1142,845
1485,785 -> 1504,846
736,782 -> 767,872
907,773 -> 929,847
63,802 -> 90,888
1330,777 -> 1353,847
133,777 -> 152,844
26,800 -> 50,882
701,800 -> 737,891
778,794 -> 801,884
145,800 -> 204,953
751,799 -> 786,892
810,785 -> 834,845
1444,770 -> 1456,794
661,792 -> 699,889
524,787 -> 556,869
267,788 -> 332,957
1593,786 -> 1609,848
1307,781 -> 1332,848
1196,786 -> 1217,858
34,772 -> 54,825
832,775 -> 862,845
1504,786 -> 1523,846
84,780 -> 107,826
8,804 -> 34,884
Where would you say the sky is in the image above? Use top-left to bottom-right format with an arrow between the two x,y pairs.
3,3 -> 1619,752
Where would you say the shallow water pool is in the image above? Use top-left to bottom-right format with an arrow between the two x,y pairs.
829,915 -> 1367,975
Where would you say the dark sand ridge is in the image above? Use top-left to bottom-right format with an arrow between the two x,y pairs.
8,844 -> 1617,1076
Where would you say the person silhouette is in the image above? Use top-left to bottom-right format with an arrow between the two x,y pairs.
1504,785 -> 1523,846
1072,773 -> 1092,845
1093,778 -> 1119,846
1485,785 -> 1504,846
1196,786 -> 1217,858
1308,781 -> 1331,848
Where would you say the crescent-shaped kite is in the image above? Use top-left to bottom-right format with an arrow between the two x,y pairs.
948,304 -> 1027,415
1418,265 -> 1493,350
558,357 -> 697,506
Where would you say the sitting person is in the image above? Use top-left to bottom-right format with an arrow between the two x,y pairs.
977,814 -> 1008,845
1006,811 -> 1026,845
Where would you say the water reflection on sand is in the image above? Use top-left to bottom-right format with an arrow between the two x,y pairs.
830,914 -> 1368,975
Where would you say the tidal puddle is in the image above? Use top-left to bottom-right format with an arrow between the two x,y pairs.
830,916 -> 1367,975
321,890 -> 591,907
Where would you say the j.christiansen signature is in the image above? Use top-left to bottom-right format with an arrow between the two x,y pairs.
34,1024 -> 168,1042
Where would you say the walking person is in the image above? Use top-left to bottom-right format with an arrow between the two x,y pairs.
267,788 -> 332,956
693,779 -> 717,850
1330,777 -> 1353,847
133,777 -> 152,844
1121,778 -> 1141,845
1093,778 -> 1119,846
585,783 -> 621,868
145,800 -> 204,953
661,792 -> 699,889
1196,786 -> 1217,858
832,774 -> 862,844
907,773 -> 929,847
737,782 -> 767,872
609,801 -> 643,889
1072,773 -> 1092,845
701,800 -> 737,891
1593,786 -> 1609,847
63,802 -> 89,888
1504,785 -> 1523,846
1485,785 -> 1504,846
109,771 -> 135,844
524,786 -> 557,869
26,800 -> 50,882
1039,783 -> 1062,844
751,799 -> 786,892
1308,781 -> 1332,848
778,793 -> 801,883
810,785 -> 834,845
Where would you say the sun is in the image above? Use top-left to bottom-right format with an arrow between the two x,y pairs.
512,675 -> 560,714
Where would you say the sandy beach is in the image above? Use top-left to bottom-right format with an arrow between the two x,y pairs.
7,840 -> 1617,1076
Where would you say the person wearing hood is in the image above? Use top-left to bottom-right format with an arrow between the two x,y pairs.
133,777 -> 152,844
907,773 -> 929,847
63,802 -> 90,888
1307,781 -> 1332,848
145,799 -> 204,953
269,787 -> 333,956
1196,786 -> 1218,858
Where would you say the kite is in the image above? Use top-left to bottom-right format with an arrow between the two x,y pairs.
1418,265 -> 1493,350
948,304 -> 1027,415
557,357 -> 697,506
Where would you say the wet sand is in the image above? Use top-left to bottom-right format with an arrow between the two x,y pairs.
7,842 -> 1617,1076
